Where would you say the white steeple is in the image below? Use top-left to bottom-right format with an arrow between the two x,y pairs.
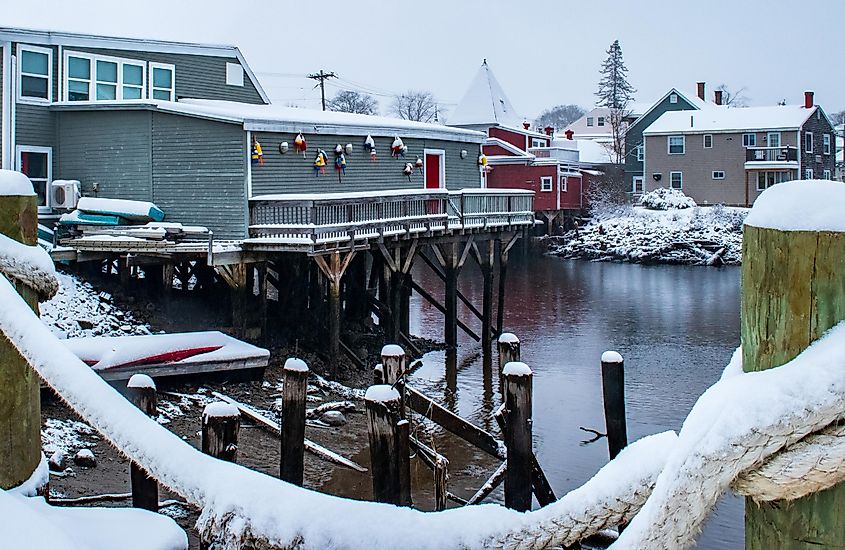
448,60 -> 523,129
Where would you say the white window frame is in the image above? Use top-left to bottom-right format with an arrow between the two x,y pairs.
669,93 -> 678,104
540,176 -> 553,192
824,169 -> 832,180
15,145 -> 52,209
62,50 -> 147,102
805,131 -> 814,154
225,62 -> 244,87
632,175 -> 644,193
703,134 -> 713,148
559,176 -> 567,192
712,170 -> 725,179
531,138 -> 546,148
742,133 -> 757,148
668,135 -> 685,155
636,144 -> 644,162
669,171 -> 683,189
149,61 -> 176,101
824,133 -> 831,155
767,132 -> 781,148
805,168 -> 813,179
17,44 -> 53,105
423,148 -> 446,189
586,117 -> 594,127
597,116 -> 605,127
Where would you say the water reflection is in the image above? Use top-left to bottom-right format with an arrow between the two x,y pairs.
408,255 -> 743,549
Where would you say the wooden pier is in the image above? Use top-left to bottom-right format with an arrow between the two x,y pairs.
53,188 -> 534,370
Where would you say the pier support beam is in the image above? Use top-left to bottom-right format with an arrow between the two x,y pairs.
472,240 -> 496,366
377,241 -> 418,344
314,251 -> 356,371
431,238 -> 474,355
496,233 -> 520,335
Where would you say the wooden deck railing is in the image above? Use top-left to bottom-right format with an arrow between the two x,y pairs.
247,188 -> 534,248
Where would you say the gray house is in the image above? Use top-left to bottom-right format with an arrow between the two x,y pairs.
1,27 -> 485,239
624,85 -> 715,195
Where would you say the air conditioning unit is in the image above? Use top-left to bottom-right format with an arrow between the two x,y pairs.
51,180 -> 81,210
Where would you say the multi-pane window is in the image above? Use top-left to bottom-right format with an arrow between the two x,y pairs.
824,169 -> 832,180
19,46 -> 52,102
17,147 -> 51,207
531,138 -> 546,148
150,63 -> 175,101
669,93 -> 678,104
742,133 -> 757,147
756,171 -> 790,191
636,145 -> 644,162
703,134 -> 713,148
805,168 -> 814,179
586,117 -> 594,127
767,132 -> 781,148
712,171 -> 725,179
540,176 -> 553,192
559,176 -> 567,192
668,135 -> 685,154
670,171 -> 683,189
64,52 -> 148,101
805,132 -> 814,153
597,117 -> 605,127
823,134 -> 831,155
632,176 -> 644,193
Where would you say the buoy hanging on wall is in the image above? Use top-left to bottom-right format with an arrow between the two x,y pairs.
294,132 -> 307,158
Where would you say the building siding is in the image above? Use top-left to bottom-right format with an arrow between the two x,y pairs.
486,163 -> 582,211
151,112 -> 247,239
489,127 -> 527,151
250,132 -> 482,196
55,110 -> 152,200
644,130 -> 799,206
625,92 -> 701,190
800,107 -> 836,179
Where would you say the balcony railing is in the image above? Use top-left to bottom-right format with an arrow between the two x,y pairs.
247,188 -> 534,250
745,146 -> 798,163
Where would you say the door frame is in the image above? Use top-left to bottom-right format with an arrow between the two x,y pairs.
16,144 -> 53,210
423,148 -> 446,189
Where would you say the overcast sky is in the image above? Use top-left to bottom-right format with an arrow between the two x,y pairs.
5,0 -> 843,120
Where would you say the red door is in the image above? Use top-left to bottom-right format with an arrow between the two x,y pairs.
425,154 -> 441,189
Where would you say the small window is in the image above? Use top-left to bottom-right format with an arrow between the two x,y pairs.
670,171 -> 683,189
636,145 -> 644,162
632,176 -> 644,193
18,45 -> 52,102
67,55 -> 91,101
824,169 -> 832,180
824,133 -> 831,155
540,176 -> 553,192
16,146 -> 52,207
669,93 -> 678,104
150,62 -> 175,101
805,168 -> 813,179
668,135 -> 685,154
531,138 -> 546,148
805,132 -> 814,153
743,133 -> 757,147
767,132 -> 781,148
712,170 -> 725,179
225,62 -> 244,87
703,134 -> 713,148
586,117 -> 594,127
559,176 -> 567,192
597,116 -> 605,127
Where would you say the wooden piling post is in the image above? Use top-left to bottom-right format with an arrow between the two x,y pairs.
743,219 -> 845,549
365,385 -> 402,504
396,419 -> 412,507
497,333 -> 521,370
502,361 -> 533,512
126,374 -> 159,511
202,402 -> 240,462
600,351 -> 628,460
280,358 -> 309,486
0,175 -> 42,491
313,251 -> 356,373
434,455 -> 448,511
444,262 -> 458,352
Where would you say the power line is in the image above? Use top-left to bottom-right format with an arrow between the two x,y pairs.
307,69 -> 337,111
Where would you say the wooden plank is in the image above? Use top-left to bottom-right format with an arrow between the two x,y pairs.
406,385 -> 504,460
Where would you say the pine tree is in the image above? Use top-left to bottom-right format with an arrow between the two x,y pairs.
595,40 -> 635,109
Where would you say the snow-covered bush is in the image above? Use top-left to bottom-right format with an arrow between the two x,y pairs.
639,187 -> 697,210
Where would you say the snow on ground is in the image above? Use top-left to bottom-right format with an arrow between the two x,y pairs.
42,418 -> 98,457
548,205 -> 747,265
41,272 -> 152,339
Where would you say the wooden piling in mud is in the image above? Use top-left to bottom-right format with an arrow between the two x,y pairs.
280,359 -> 309,486
365,385 -> 403,505
200,402 -> 240,550
502,361 -> 533,512
600,351 -> 628,460
127,374 -> 159,511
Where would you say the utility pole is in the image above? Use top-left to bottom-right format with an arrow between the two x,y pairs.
307,70 -> 337,111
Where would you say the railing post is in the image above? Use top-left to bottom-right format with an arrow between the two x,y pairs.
280,358 -> 309,486
743,213 -> 845,549
127,374 -> 158,511
503,361 -> 533,512
0,173 -> 41,492
600,351 -> 627,460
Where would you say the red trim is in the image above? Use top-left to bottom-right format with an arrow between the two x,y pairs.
96,345 -> 224,370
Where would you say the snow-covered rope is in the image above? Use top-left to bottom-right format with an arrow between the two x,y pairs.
0,233 -> 58,299
5,263 -> 845,549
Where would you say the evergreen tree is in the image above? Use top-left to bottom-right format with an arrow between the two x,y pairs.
595,40 -> 635,109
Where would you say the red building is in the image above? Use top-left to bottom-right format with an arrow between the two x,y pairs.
448,61 -> 610,231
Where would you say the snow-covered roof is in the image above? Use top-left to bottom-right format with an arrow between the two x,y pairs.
448,60 -> 523,129
629,88 -> 715,132
643,105 -> 819,135
52,99 -> 485,143
551,137 -> 614,164
0,26 -> 269,104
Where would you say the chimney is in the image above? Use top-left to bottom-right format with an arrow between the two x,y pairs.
714,90 -> 723,106
565,129 -> 574,140
544,126 -> 553,136
804,90 -> 814,109
696,82 -> 705,101
523,121 -> 530,130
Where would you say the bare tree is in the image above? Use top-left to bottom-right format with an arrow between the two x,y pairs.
390,90 -> 439,123
830,110 -> 845,127
606,106 -> 632,165
535,104 -> 586,131
715,84 -> 750,107
328,90 -> 378,115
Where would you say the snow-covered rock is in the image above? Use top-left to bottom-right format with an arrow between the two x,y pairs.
73,449 -> 97,468
639,187 -> 697,210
